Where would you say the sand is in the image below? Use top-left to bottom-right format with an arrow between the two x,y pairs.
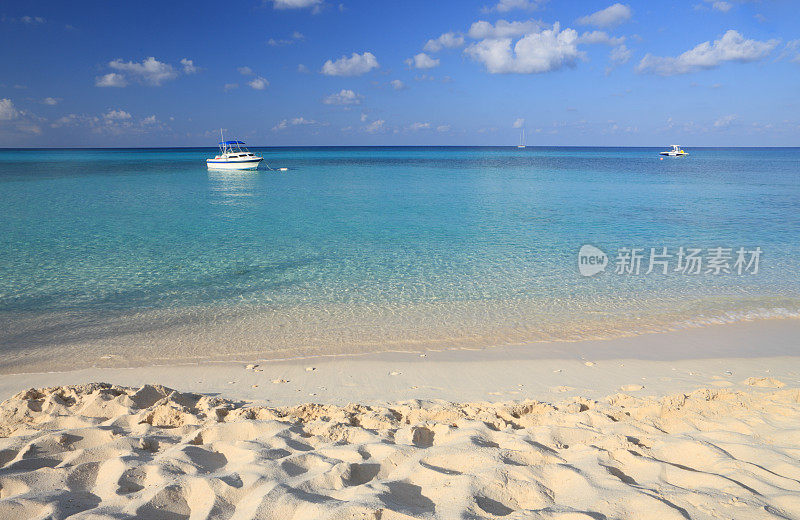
1,320 -> 799,519
2,382 -> 800,519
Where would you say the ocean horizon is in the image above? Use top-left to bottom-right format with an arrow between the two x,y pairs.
1,146 -> 799,372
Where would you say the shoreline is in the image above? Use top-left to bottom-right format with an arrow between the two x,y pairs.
2,319 -> 798,405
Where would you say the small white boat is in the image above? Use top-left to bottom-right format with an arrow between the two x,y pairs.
660,145 -> 688,157
207,133 -> 263,170
517,128 -> 526,149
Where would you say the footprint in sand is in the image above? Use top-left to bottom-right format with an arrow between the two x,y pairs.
743,377 -> 785,388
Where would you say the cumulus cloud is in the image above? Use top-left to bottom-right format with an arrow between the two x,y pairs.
465,23 -> 582,74
323,89 -> 363,105
468,19 -> 544,39
711,1 -> 733,12
0,99 -> 20,120
406,52 -> 440,69
321,52 -> 379,76
108,57 -> 178,86
610,44 -> 632,65
576,3 -> 632,28
714,114 -> 737,128
238,66 -> 254,75
484,0 -> 546,13
42,97 -> 60,105
272,116 -> 327,131
578,31 -> 625,46
407,122 -> 431,131
297,64 -> 310,73
390,79 -> 406,90
513,117 -> 525,128
51,109 -> 165,135
180,58 -> 199,74
423,32 -> 465,53
637,30 -> 779,75
104,109 -> 132,120
248,76 -> 269,90
95,73 -> 127,88
271,0 -> 322,10
365,119 -> 385,133
268,31 -> 305,46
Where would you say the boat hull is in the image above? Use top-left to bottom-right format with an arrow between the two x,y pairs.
206,158 -> 263,170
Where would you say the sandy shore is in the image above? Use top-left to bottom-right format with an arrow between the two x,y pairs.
1,320 -> 799,519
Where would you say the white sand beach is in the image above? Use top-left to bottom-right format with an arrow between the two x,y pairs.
1,320 -> 799,519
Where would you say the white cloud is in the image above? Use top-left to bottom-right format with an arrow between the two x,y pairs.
468,19 -> 544,39
104,109 -> 132,121
365,119 -> 385,133
109,57 -> 178,86
436,125 -> 451,132
271,0 -> 322,9
424,32 -> 465,53
360,113 -> 368,122
224,83 -> 238,91
714,114 -> 737,128
272,116 -> 327,131
485,0 -> 546,13
610,44 -> 632,65
0,99 -> 20,120
578,31 -> 625,46
268,31 -> 305,46
323,89 -> 363,105
42,97 -> 59,106
465,23 -> 582,74
710,1 -> 733,12
21,16 -> 45,24
95,73 -> 127,88
238,66 -> 254,76
576,3 -> 632,28
513,117 -> 525,128
407,122 -> 430,131
180,58 -> 199,74
142,115 -> 158,125
637,30 -> 779,76
321,52 -> 379,76
297,64 -> 310,73
390,79 -> 406,90
248,76 -> 269,90
783,40 -> 800,64
405,52 -> 440,69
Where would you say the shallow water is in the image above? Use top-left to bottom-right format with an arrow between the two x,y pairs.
1,147 -> 798,371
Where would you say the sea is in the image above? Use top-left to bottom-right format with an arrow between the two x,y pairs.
1,147 -> 798,371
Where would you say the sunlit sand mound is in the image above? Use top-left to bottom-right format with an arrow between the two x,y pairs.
2,382 -> 800,519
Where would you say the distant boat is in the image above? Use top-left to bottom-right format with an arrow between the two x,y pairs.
207,130 -> 263,170
660,145 -> 688,157
517,128 -> 526,149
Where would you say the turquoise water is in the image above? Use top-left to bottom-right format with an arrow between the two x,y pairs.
1,147 -> 799,371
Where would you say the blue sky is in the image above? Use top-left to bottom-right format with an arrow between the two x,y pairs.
1,0 -> 798,147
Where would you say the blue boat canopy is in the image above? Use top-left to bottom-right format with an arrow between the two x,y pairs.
219,140 -> 246,145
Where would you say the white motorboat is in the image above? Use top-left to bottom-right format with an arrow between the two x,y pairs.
660,145 -> 688,157
207,134 -> 263,170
